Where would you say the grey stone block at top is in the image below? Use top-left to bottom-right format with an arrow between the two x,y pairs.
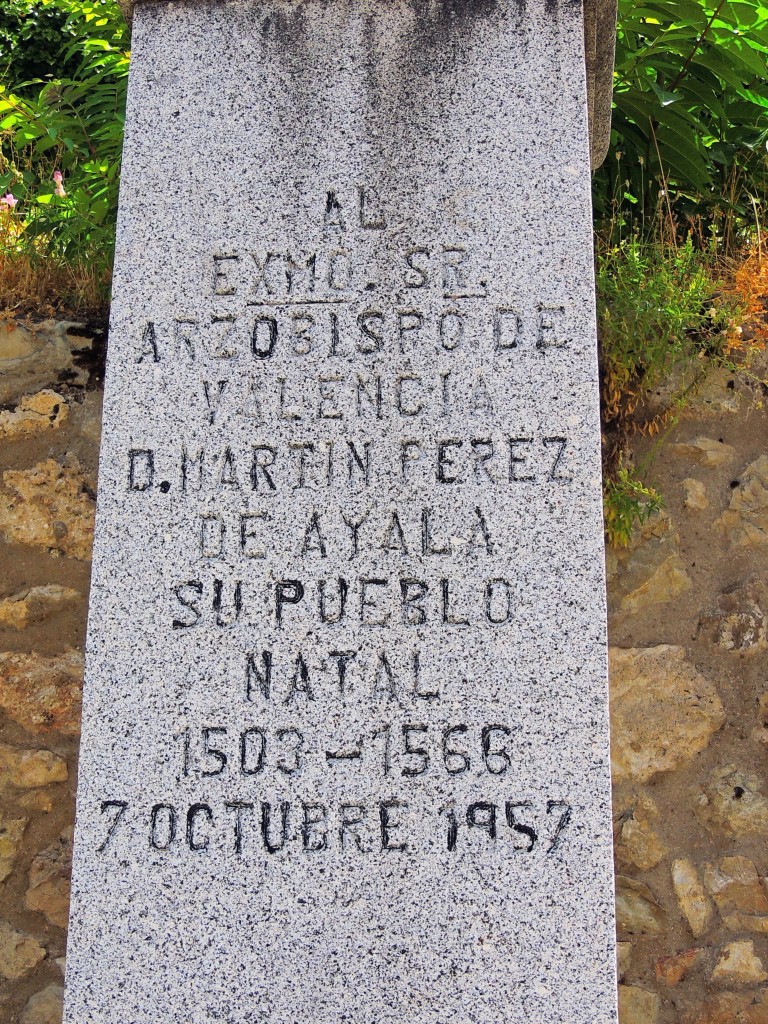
117,0 -> 618,169
64,2 -> 617,1023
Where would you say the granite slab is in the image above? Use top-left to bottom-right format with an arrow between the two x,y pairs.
64,2 -> 617,1021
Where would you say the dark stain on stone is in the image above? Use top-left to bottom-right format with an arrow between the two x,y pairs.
404,0 -> 501,43
267,6 -> 307,46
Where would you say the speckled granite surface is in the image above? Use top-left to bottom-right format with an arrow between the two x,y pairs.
63,2 -> 617,1021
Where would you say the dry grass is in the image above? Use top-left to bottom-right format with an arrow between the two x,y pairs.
729,248 -> 768,351
0,250 -> 110,320
0,213 -> 110,320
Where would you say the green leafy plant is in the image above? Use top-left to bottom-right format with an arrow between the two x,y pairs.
0,0 -> 79,94
0,0 -> 128,299
596,235 -> 749,545
603,464 -> 665,547
594,0 -> 768,246
597,235 -> 740,428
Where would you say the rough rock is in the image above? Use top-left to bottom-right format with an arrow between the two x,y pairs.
0,921 -> 45,981
616,876 -> 666,936
703,857 -> 768,933
616,551 -> 691,617
0,319 -> 87,405
752,694 -> 768,747
0,649 -> 83,734
685,368 -> 742,417
654,947 -> 703,986
606,512 -> 692,616
16,791 -> 55,813
0,812 -> 27,883
698,578 -> 767,653
0,584 -> 80,631
0,743 -> 68,790
672,437 -> 737,469
20,985 -> 65,1024
646,364 -> 740,420
25,828 -> 72,930
683,478 -> 709,510
617,941 -> 632,981
618,984 -> 661,1024
609,646 -> 724,784
690,991 -> 768,1024
72,389 -> 103,446
711,941 -> 768,986
615,794 -> 667,871
0,390 -> 68,442
693,765 -> 768,837
0,458 -> 95,560
672,859 -> 715,938
716,455 -> 768,550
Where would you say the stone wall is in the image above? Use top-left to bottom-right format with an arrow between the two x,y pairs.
1,316 -> 767,1023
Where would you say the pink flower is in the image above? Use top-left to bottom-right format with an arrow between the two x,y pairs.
53,170 -> 66,198
0,193 -> 17,209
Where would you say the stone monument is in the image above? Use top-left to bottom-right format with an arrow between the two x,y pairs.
64,2 -> 618,1021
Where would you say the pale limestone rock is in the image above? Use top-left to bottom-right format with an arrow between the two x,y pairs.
0,920 -> 45,981
0,390 -> 68,442
0,458 -> 95,560
683,478 -> 708,510
618,985 -> 661,1024
0,743 -> 67,790
0,320 -> 40,360
0,649 -> 83,734
25,828 -> 72,930
691,994 -> 765,1024
691,991 -> 768,1024
0,319 -> 86,405
616,876 -> 666,936
606,511 -> 692,615
646,364 -> 740,420
716,455 -> 768,549
73,389 -> 102,445
752,693 -> 768,747
699,578 -> 767,653
703,857 -> 768,933
617,553 -> 692,617
711,941 -> 768,986
616,941 -> 632,981
0,584 -> 80,631
672,436 -> 737,468
610,646 -> 724,784
654,947 -> 703,986
689,370 -> 741,416
615,794 -> 667,871
672,859 -> 715,938
694,765 -> 768,837
16,791 -> 55,813
20,985 -> 64,1024
0,811 -> 27,882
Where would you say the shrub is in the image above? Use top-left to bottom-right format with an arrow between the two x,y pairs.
597,236 -> 740,428
0,0 -> 127,304
0,0 -> 78,94
594,0 -> 768,246
603,464 -> 664,548
596,235 -> 749,545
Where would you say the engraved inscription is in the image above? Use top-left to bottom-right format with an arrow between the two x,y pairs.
105,186 -> 580,867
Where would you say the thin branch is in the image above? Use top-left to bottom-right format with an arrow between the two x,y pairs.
670,0 -> 729,92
